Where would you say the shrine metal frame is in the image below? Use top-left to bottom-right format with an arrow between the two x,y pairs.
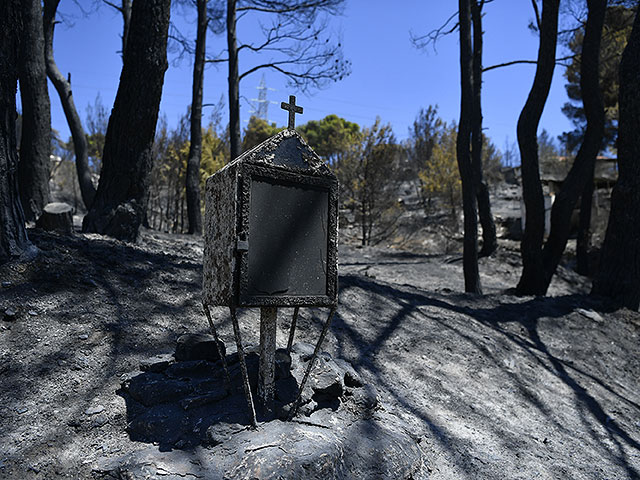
235,163 -> 339,308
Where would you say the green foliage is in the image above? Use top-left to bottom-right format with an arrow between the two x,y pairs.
242,116 -> 283,151
298,114 -> 360,165
147,113 -> 227,233
538,128 -> 561,164
418,123 -> 461,218
405,106 -> 444,204
482,135 -> 503,186
85,94 -> 109,173
337,118 -> 399,245
560,4 -> 636,153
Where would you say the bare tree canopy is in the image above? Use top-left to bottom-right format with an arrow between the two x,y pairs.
224,0 -> 350,160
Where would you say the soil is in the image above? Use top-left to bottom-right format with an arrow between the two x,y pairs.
1,228 -> 639,479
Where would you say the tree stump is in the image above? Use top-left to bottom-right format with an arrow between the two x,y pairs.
36,202 -> 74,234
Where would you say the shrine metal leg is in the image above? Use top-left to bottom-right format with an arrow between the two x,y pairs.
202,302 -> 231,390
258,307 -> 277,417
286,307 -> 299,353
229,305 -> 258,428
287,307 -> 336,421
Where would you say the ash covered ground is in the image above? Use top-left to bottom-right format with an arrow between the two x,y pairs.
0,227 -> 639,479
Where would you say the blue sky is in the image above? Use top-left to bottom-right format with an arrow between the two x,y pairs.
37,0 -> 575,159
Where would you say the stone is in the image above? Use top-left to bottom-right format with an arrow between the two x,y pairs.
576,308 -> 604,323
90,414 -> 109,428
274,348 -> 292,380
98,415 -> 423,479
291,341 -> 315,361
180,390 -> 228,411
165,360 -> 222,380
3,308 -> 17,321
335,358 -> 363,387
128,404 -> 186,446
308,355 -> 344,398
1,282 -> 11,288
84,405 -> 105,415
205,422 -> 247,446
175,333 -> 225,362
140,354 -> 174,373
352,384 -> 378,410
109,343 -> 424,479
124,374 -> 193,407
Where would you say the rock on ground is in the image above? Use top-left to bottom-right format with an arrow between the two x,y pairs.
94,340 -> 422,479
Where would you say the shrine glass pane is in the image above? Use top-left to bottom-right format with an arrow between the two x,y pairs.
246,176 -> 329,297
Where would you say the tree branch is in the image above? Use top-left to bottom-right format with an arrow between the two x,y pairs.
530,0 -> 541,32
483,54 -> 575,72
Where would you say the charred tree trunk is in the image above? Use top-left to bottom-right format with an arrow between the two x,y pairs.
83,0 -> 170,242
43,0 -> 96,210
17,0 -> 51,222
227,0 -> 241,161
576,163 -> 595,275
541,0 -> 605,292
0,0 -> 31,262
515,0 -> 559,295
471,0 -> 497,258
458,0 -> 482,294
121,0 -> 132,59
186,0 -> 207,235
592,9 -> 640,310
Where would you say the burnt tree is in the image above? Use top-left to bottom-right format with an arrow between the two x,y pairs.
576,162 -> 595,275
104,0 -> 133,61
83,0 -> 171,241
592,8 -> 640,310
185,0 -> 208,235
457,0 -> 482,294
471,0 -> 497,258
43,0 -> 96,210
1,0 -> 31,262
227,0 -> 241,160
223,0 -> 348,160
541,0 -> 606,290
17,0 -> 51,222
516,0 -> 560,296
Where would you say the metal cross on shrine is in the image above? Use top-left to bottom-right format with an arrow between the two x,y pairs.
281,95 -> 303,129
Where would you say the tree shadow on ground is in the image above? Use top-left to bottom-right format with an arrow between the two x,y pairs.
332,273 -> 640,479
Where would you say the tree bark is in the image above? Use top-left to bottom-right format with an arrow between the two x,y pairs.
121,0 -> 132,59
541,0 -> 606,292
471,0 -> 497,258
0,0 -> 31,262
17,0 -> 51,222
576,162 -> 595,275
515,0 -> 559,295
592,8 -> 640,310
227,0 -> 241,160
82,0 -> 170,242
43,0 -> 96,211
186,0 -> 207,235
458,0 -> 482,294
